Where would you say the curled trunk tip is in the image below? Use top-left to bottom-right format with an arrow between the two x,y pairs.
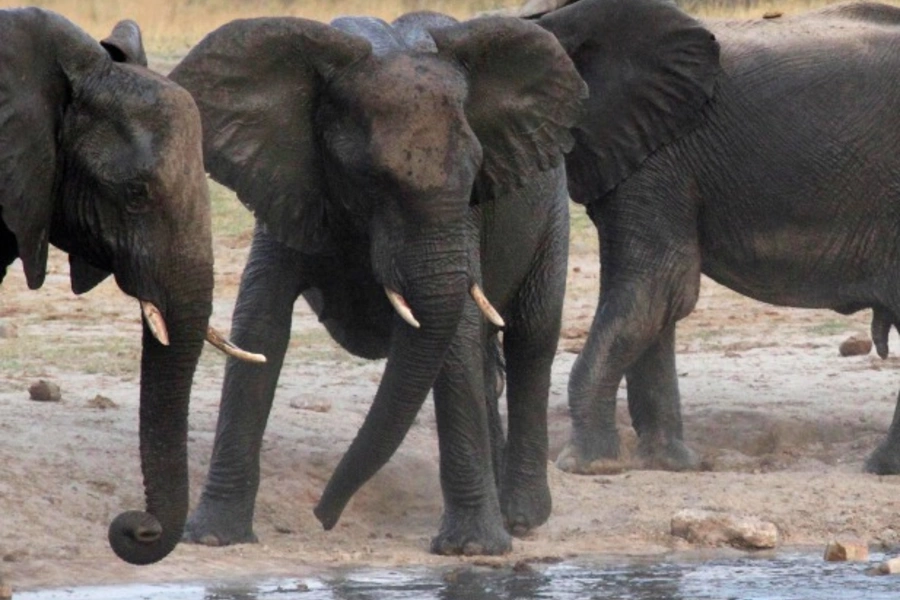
108,510 -> 176,565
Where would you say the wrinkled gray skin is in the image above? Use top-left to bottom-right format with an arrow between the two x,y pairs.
170,12 -> 584,555
0,10 -> 213,564
535,0 -> 900,475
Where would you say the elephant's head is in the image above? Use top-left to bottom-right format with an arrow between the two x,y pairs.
0,9 -> 258,565
170,13 -> 585,527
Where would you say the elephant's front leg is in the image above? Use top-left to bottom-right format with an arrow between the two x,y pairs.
499,250 -> 566,535
625,322 -> 698,471
184,225 -> 306,546
559,188 -> 701,474
430,301 -> 511,556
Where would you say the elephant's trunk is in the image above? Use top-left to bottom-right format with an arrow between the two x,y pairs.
314,259 -> 468,529
108,298 -> 210,565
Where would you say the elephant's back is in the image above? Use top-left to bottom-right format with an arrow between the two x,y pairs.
673,4 -> 900,311
707,3 -> 900,78
701,2 -> 900,146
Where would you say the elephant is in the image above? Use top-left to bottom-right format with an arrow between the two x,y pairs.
169,11 -> 585,555
0,9 -> 259,565
528,0 -> 900,475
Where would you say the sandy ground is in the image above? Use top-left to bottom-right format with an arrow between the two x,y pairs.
1,51 -> 899,590
3,205 -> 900,593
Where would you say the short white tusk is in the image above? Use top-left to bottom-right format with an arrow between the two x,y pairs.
205,327 -> 267,363
471,284 -> 505,328
385,287 -> 421,329
140,301 -> 170,346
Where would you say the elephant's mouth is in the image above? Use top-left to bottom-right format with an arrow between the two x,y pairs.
383,282 -> 504,329
139,299 -> 266,363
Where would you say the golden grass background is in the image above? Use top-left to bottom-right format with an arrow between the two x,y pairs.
0,1 -> 521,53
0,0 -> 889,54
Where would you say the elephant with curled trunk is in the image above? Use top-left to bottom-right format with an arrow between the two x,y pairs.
170,11 -> 585,555
0,10 -> 259,565
529,0 -> 900,475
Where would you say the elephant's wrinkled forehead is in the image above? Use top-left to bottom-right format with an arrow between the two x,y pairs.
359,54 -> 476,192
74,64 -> 204,195
360,53 -> 467,107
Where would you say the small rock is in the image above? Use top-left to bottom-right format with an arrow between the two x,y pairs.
762,10 -> 783,19
0,323 -> 18,339
86,395 -> 117,410
28,380 -> 60,402
824,540 -> 869,562
671,509 -> 779,549
839,335 -> 872,357
869,556 -> 900,575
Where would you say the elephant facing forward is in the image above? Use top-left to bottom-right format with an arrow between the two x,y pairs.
0,11 -> 258,565
531,0 -> 900,474
170,12 -> 585,554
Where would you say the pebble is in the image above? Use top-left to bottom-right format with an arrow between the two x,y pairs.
869,556 -> 900,575
839,335 -> 872,357
28,380 -> 61,402
823,540 -> 869,562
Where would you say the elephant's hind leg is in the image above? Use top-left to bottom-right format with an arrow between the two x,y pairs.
625,322 -> 698,471
864,388 -> 900,475
184,225 -> 306,546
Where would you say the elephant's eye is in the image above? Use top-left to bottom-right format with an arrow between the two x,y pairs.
123,180 -> 153,215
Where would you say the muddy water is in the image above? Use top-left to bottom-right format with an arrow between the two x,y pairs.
15,552 -> 899,599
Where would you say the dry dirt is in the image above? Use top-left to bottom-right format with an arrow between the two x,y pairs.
3,212 -> 900,591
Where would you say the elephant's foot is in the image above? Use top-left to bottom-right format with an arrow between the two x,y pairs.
182,497 -> 258,546
864,441 -> 900,475
430,505 -> 512,556
636,435 -> 699,471
501,476 -> 551,536
554,429 -> 622,474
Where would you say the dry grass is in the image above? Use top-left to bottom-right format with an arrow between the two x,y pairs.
2,0 -> 522,53
7,0 -> 900,55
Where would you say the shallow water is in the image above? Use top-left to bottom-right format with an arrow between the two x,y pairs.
17,552 -> 899,600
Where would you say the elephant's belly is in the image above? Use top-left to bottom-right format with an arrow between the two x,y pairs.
301,283 -> 393,360
700,243 -> 892,313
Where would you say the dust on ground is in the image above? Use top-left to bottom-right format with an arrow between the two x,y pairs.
3,173 -> 900,591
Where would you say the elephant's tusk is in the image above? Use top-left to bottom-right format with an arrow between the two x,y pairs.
470,284 -> 505,328
205,327 -> 267,363
140,301 -> 169,346
385,287 -> 421,329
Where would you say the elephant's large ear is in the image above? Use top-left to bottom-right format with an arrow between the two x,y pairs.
69,255 -> 111,294
169,18 -> 371,253
431,17 -> 587,199
538,0 -> 720,203
0,8 -> 70,290
100,20 -> 148,66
